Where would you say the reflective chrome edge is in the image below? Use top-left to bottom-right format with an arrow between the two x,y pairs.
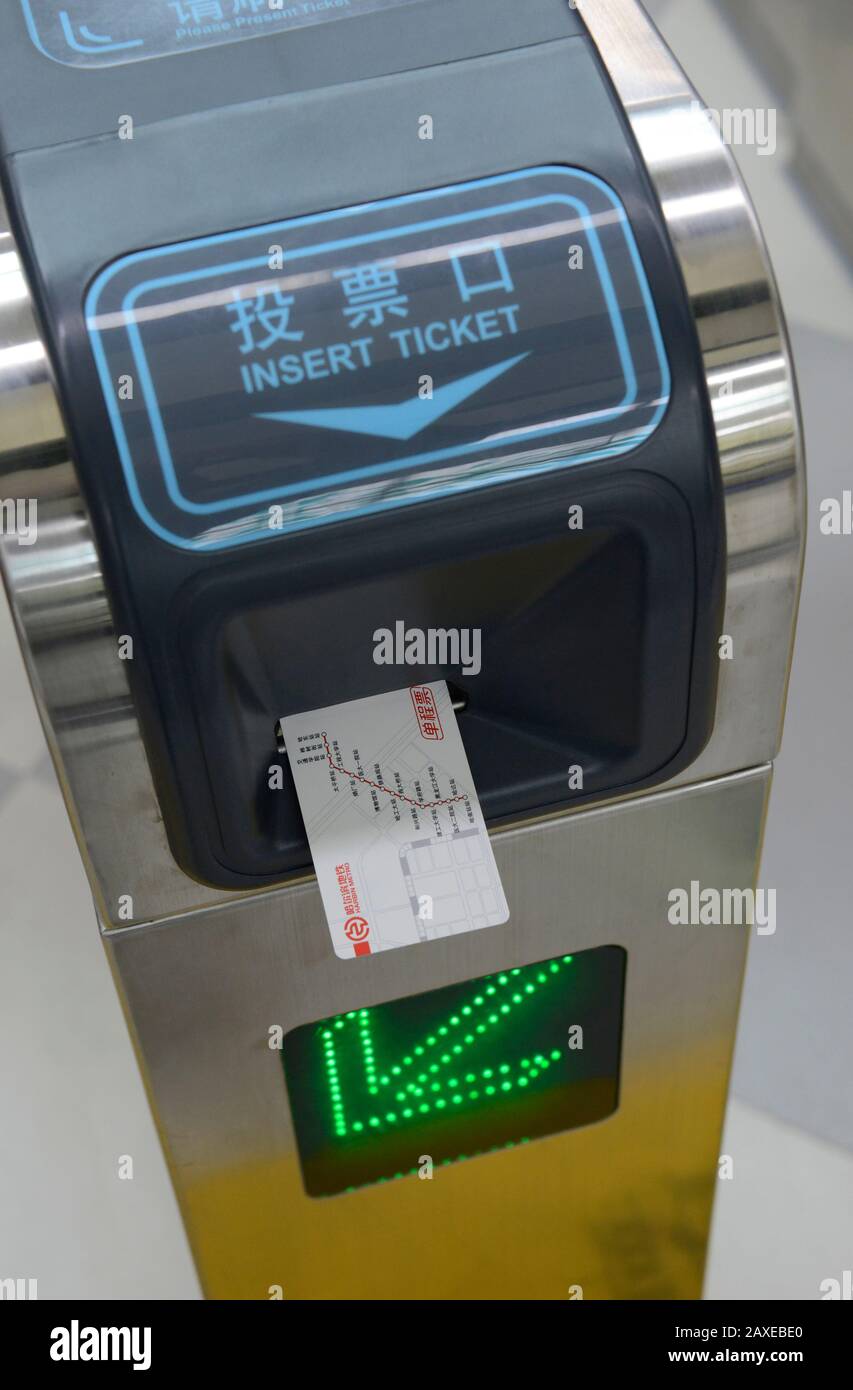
0,192 -> 239,926
0,3 -> 805,928
577,0 -> 807,788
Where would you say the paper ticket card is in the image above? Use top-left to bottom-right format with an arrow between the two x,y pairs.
280,682 -> 509,958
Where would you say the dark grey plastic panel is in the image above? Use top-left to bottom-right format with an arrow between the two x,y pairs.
0,0 -> 584,156
20,0 -> 425,67
1,36 -> 724,886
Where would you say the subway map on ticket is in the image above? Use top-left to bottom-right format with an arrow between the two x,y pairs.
280,682 -> 509,958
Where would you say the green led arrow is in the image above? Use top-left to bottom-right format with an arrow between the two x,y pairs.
318,956 -> 574,1141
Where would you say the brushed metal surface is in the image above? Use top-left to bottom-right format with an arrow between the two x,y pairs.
0,0 -> 804,927
578,0 -> 806,784
0,203 -> 240,925
106,767 -> 771,1299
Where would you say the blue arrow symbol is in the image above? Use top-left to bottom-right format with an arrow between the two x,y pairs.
255,353 -> 529,441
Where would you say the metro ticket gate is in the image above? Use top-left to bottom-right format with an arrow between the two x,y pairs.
0,0 -> 804,1299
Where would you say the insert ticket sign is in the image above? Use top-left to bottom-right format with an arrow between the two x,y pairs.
279,683 -> 509,958
85,167 -> 670,550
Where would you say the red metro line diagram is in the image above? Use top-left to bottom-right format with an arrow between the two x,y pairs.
320,732 -> 467,812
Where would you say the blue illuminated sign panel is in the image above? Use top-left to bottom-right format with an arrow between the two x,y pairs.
85,167 -> 670,550
21,0 -> 423,66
